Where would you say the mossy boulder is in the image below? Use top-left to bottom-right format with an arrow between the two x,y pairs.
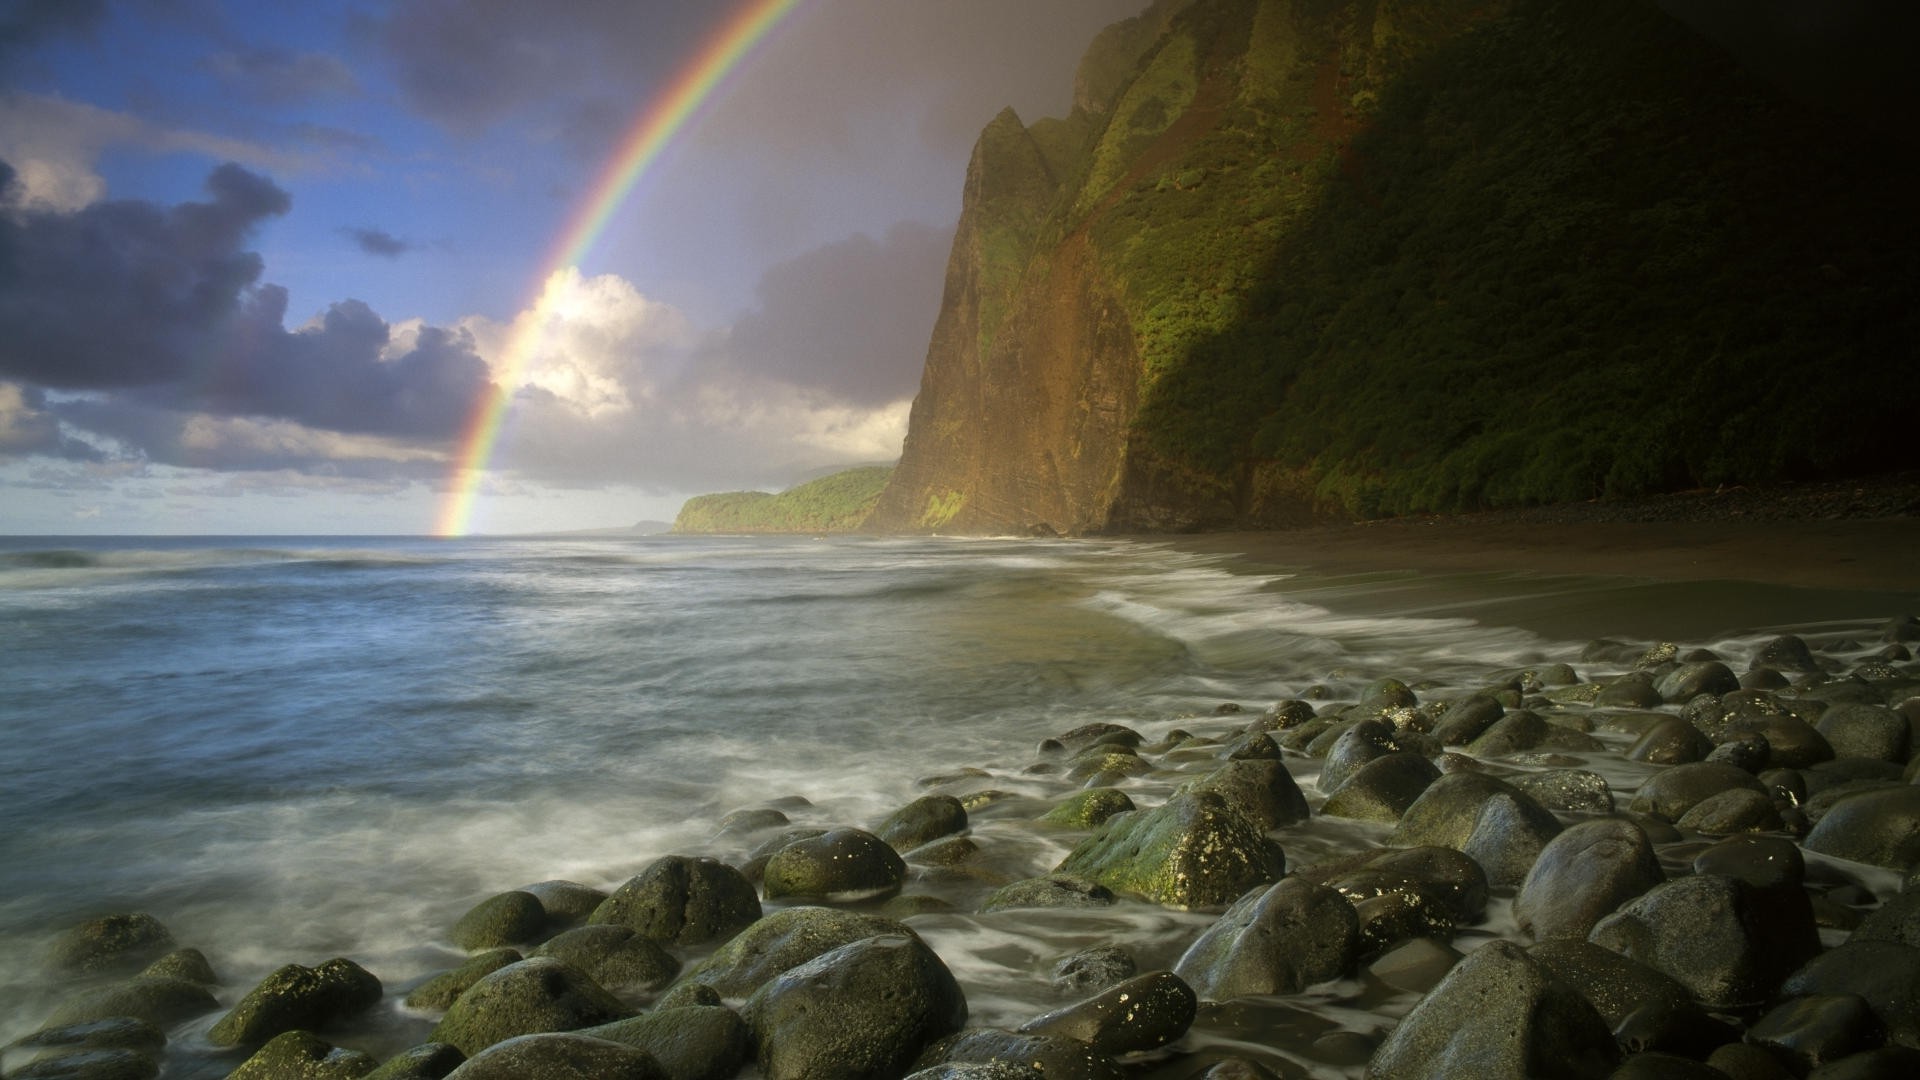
877,795 -> 969,852
363,1043 -> 466,1080
428,957 -> 633,1057
405,949 -> 524,1012
741,934 -> 967,1080
138,948 -> 215,985
6,1049 -> 160,1080
43,975 -> 219,1029
208,958 -> 383,1048
451,891 -> 547,951
588,856 -> 761,947
1017,970 -> 1195,1058
978,875 -> 1114,913
1039,788 -> 1134,828
42,914 -> 176,976
1173,877 -> 1359,1001
1177,759 -> 1310,830
529,926 -> 679,995
229,1030 -> 376,1080
582,1005 -> 750,1080
762,829 -> 907,902
521,881 -> 610,929
663,906 -> 913,1003
1054,793 -> 1284,910
441,1033 -> 664,1079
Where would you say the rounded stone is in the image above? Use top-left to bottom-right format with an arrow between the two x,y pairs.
229,1031 -> 376,1080
7,1049 -> 160,1080
1053,792 -> 1285,910
1675,787 -> 1785,833
1588,874 -> 1820,1008
1050,946 -> 1136,994
44,914 -> 175,975
1173,877 -> 1360,1000
1628,763 -> 1768,822
428,957 -> 633,1057
1320,752 -> 1441,823
1177,758 -> 1311,830
1017,970 -> 1195,1058
1514,818 -> 1665,941
742,934 -> 967,1080
979,875 -> 1114,913
763,828 -> 908,902
529,925 -> 679,994
1039,788 -> 1134,828
665,906 -> 913,1002
443,1033 -> 664,1080
1803,786 -> 1920,871
588,856 -> 762,946
405,949 -> 524,1011
42,976 -> 219,1029
208,958 -> 384,1048
877,795 -> 970,852
1691,835 -> 1805,889
580,1006 -> 750,1080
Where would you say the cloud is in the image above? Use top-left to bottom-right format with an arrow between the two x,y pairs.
0,0 -> 108,80
345,226 -> 413,257
199,46 -> 360,104
723,223 -> 948,407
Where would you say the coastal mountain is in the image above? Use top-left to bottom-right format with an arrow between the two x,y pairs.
866,0 -> 1918,535
673,466 -> 893,534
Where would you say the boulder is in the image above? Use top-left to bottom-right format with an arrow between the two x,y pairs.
451,891 -> 547,951
41,976 -> 218,1029
138,948 -> 215,985
1627,763 -> 1768,822
43,914 -> 175,975
1510,769 -> 1616,815
1178,759 -> 1311,830
11,1018 -> 166,1057
1367,940 -> 1619,1080
1514,818 -> 1665,941
1318,720 -> 1400,793
1039,789 -> 1134,828
588,856 -> 761,946
1054,793 -> 1284,910
917,1029 -> 1121,1080
442,1033 -> 664,1079
1368,937 -> 1463,995
878,795 -> 970,852
1588,874 -> 1820,1008
1017,970 -> 1195,1058
406,949 -> 525,1011
581,1006 -> 751,1080
521,881 -> 613,928
1320,752 -> 1441,823
1627,718 -> 1715,765
1746,994 -> 1884,1073
364,1044 -> 467,1080
1050,946 -> 1135,994
1656,662 -> 1740,703
208,958 -> 383,1047
429,957 -> 633,1057
1299,846 -> 1488,953
1390,772 -> 1562,889
1675,788 -> 1785,833
1691,835 -> 1805,889
6,1050 -> 160,1080
1752,635 -> 1823,674
762,829 -> 907,902
530,925 -> 679,994
665,907 -> 912,1002
229,1031 -> 376,1080
1853,888 -> 1920,948
1466,710 -> 1551,757
1803,786 -> 1920,871
741,934 -> 966,1080
1781,941 -> 1920,1048
1528,940 -> 1697,1034
1595,675 -> 1664,710
1431,695 -> 1505,745
1816,704 -> 1911,763
979,875 -> 1113,913
1172,877 -> 1359,1000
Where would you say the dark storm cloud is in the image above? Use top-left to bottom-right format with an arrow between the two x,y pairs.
0,0 -> 107,78
199,46 -> 361,104
725,223 -> 948,407
0,160 -> 492,460
345,226 -> 412,258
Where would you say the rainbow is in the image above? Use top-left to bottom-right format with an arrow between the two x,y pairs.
433,0 -> 805,537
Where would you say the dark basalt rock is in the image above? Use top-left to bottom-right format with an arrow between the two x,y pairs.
1588,873 -> 1820,1009
1368,936 -> 1462,994
917,1029 -> 1121,1080
1178,758 -> 1311,830
1853,888 -> 1920,948
1510,769 -> 1616,814
905,1065 -> 1044,1080
1173,876 -> 1359,1000
1705,1042 -> 1799,1080
1528,940 -> 1698,1035
763,828 -> 908,902
588,856 -> 761,946
1431,695 -> 1505,745
1815,703 -> 1912,763
1301,846 -> 1488,954
1781,941 -> 1920,1048
581,1005 -> 751,1080
406,949 -> 523,1011
1318,720 -> 1400,793
1675,787 -> 1785,833
879,795 -> 970,852
1390,772 -> 1563,889
41,976 -> 219,1030
208,958 -> 383,1048
663,906 -> 913,1003
521,881 -> 611,928
364,1043 -> 467,1080
1627,717 -> 1715,765
529,925 -> 679,995
1466,709 -> 1553,757
1628,762 -> 1769,822
1728,713 -> 1836,769
1804,1046 -> 1920,1078
6,1049 -> 160,1080
442,1033 -> 664,1079
229,1031 -> 376,1080
979,875 -> 1114,913
43,914 -> 175,976
1514,818 -> 1665,941
1610,1051 -> 1736,1079
451,891 -> 548,951
428,957 -> 633,1057
741,934 -> 967,1080
1054,793 -> 1284,910
1321,752 -> 1441,823
1050,946 -> 1135,994
1039,788 -> 1134,828
1367,939 -> 1619,1080
1746,994 -> 1884,1073
1753,635 -> 1823,675
1691,835 -> 1805,889
1656,662 -> 1741,703
1017,970 -> 1195,1058
1803,786 -> 1920,871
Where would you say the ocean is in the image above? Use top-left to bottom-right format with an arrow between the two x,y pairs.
0,533 -> 1908,1076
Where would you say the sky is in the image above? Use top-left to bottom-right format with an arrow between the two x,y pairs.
0,0 -> 1146,534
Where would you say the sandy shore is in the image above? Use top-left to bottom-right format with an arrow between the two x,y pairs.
1164,517 -> 1920,595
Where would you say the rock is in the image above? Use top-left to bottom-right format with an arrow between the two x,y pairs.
1367,939 -> 1619,1080
1705,735 -> 1771,772
442,1033 -> 664,1079
364,1043 -> 467,1080
1301,846 -> 1488,953
1627,718 -> 1715,765
581,1006 -> 751,1080
979,875 -> 1114,913
1510,769 -> 1616,815
1039,789 -> 1134,827
907,836 -> 978,866
1053,793 -> 1284,910
1173,877 -> 1359,1000
1806,1047 -> 1920,1078
762,828 -> 908,902
1803,786 -> 1920,870
452,892 -> 548,951
1609,1052 -> 1734,1079
1321,752 -> 1441,823
1753,635 -> 1823,674
1368,937 -> 1462,994
429,957 -> 634,1057
530,925 -> 679,994
138,948 -> 215,985
1065,747 -> 1151,784
1179,759 -> 1311,830
1588,874 -> 1820,1008
1467,710 -> 1551,757
1514,818 -> 1665,941
1675,787 -> 1785,833
917,1029 -> 1121,1080
1432,695 -> 1505,745
1056,723 -> 1143,751
588,856 -> 762,946
41,976 -> 219,1029
6,1049 -> 160,1080
1729,713 -> 1835,769
406,949 -> 524,1011
43,914 -> 175,975
878,795 -> 970,852
1050,946 -> 1135,994
904,1065 -> 1043,1080
741,934 -> 967,1080
1227,732 -> 1280,759
1781,941 -> 1920,1048
665,907 -> 912,1002
1528,940 -> 1698,1036
1253,700 -> 1318,731
229,1031 -> 376,1080
1390,772 -> 1562,889
1706,1042 -> 1798,1080
1816,704 -> 1911,763
522,881 -> 611,928
1854,888 -> 1920,947
1628,763 -> 1768,822
1656,662 -> 1740,703
12,1018 -> 166,1056
1596,675 -> 1664,710
1318,720 -> 1400,792
1746,994 -> 1883,1073
715,808 -> 791,838
1691,835 -> 1805,889
1017,970 -> 1195,1057
208,958 -> 383,1048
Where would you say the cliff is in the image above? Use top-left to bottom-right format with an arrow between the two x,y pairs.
868,0 -> 1918,534
673,466 -> 893,534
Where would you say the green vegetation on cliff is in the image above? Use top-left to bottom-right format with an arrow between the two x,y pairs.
673,467 -> 893,534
